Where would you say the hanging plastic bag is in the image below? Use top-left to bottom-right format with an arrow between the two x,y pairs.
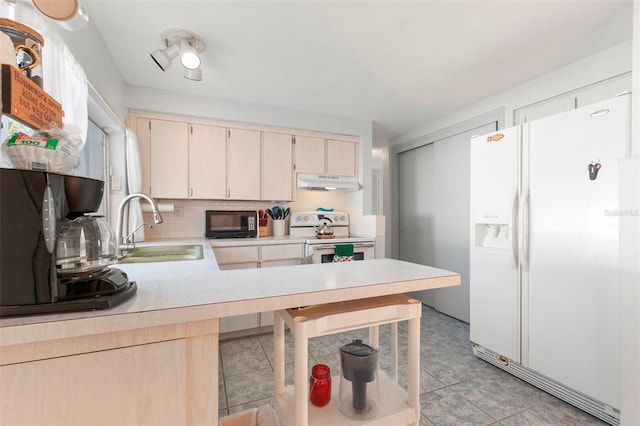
1,122 -> 81,174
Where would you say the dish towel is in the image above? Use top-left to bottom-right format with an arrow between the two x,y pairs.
333,244 -> 354,262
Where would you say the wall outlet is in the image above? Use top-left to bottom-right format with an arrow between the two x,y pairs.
175,207 -> 183,219
110,175 -> 121,191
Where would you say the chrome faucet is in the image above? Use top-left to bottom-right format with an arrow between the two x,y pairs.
123,222 -> 150,251
115,193 -> 164,253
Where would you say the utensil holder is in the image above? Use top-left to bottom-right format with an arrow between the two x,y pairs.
273,220 -> 285,237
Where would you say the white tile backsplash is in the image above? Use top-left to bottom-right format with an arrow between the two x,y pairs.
141,190 -> 347,239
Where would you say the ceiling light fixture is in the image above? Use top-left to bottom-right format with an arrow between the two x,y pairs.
180,38 -> 201,70
150,28 -> 206,81
184,67 -> 202,81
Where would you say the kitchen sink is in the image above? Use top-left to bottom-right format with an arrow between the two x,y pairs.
117,244 -> 203,264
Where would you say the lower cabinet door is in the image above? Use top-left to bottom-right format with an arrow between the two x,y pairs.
1,340 -> 187,425
220,314 -> 260,333
260,311 -> 274,327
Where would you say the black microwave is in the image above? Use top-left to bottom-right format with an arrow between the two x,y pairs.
205,210 -> 257,238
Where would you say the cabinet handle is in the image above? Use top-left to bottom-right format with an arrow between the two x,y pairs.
227,189 -> 230,198
190,188 -> 193,197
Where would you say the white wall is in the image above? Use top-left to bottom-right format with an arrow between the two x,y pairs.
392,41 -> 632,147
58,24 -> 128,121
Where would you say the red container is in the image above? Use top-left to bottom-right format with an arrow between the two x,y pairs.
309,364 -> 331,407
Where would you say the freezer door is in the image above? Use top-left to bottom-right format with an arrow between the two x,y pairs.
525,95 -> 629,409
469,126 -> 521,362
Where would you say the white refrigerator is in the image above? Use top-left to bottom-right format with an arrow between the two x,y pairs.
469,94 -> 630,425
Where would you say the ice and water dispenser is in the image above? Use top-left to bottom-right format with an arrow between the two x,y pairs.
472,209 -> 510,250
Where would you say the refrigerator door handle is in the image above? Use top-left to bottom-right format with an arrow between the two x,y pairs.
511,188 -> 519,269
520,188 -> 531,270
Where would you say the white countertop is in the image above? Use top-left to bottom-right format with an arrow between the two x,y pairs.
0,238 -> 460,340
208,236 -> 307,247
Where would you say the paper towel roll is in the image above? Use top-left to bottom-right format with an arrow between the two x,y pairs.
141,202 -> 174,213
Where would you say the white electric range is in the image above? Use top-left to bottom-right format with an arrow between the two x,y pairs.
289,211 -> 375,263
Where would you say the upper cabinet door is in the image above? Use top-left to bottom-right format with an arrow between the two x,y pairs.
150,119 -> 189,198
261,132 -> 293,201
327,139 -> 356,177
227,128 -> 261,200
189,124 -> 226,199
135,117 -> 152,195
294,135 -> 325,175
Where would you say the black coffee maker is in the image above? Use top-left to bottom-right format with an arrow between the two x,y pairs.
0,168 -> 136,316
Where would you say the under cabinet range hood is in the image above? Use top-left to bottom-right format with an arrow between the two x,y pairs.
296,174 -> 361,191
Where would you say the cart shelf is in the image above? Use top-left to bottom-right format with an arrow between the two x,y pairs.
273,294 -> 422,426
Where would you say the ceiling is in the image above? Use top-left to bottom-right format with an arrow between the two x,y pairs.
86,1 -> 632,139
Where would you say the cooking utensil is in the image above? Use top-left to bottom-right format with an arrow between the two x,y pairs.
315,217 -> 334,236
266,206 -> 290,220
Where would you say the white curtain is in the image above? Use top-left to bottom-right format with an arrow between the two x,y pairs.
126,129 -> 145,242
9,0 -> 88,147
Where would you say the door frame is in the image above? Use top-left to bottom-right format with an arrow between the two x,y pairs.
390,108 -> 505,259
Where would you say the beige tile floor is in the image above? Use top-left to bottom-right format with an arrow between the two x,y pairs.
218,304 -> 607,425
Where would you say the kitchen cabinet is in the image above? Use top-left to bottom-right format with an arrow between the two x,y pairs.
135,117 -> 152,195
213,246 -> 260,270
133,112 -> 359,201
326,139 -> 356,176
260,243 -> 303,268
262,132 -> 294,201
293,135 -> 325,175
149,119 -> 189,198
0,317 -> 219,425
227,128 -> 261,200
212,245 -> 260,334
294,136 -> 357,177
212,242 -> 304,334
189,124 -> 226,199
258,243 -> 304,328
212,243 -> 303,270
138,119 -> 227,200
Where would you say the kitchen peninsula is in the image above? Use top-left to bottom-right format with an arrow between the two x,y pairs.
0,241 -> 460,425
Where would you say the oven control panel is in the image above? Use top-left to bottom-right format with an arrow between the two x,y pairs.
290,212 -> 349,227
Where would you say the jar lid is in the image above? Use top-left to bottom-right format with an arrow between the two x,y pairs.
339,339 -> 377,357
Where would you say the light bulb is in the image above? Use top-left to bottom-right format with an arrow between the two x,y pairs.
180,39 -> 201,70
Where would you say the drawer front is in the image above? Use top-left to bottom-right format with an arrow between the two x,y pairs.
261,244 -> 303,261
212,246 -> 259,264
261,259 -> 298,268
217,262 -> 259,271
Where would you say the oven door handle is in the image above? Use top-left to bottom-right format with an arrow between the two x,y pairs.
314,242 -> 375,250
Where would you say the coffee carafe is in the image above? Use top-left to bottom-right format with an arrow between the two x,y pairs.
0,168 -> 136,316
338,339 -> 381,420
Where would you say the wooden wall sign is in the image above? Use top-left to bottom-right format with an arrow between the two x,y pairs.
1,64 -> 63,130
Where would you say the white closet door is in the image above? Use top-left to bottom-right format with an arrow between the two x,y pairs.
398,143 -> 436,307
398,122 -> 496,321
